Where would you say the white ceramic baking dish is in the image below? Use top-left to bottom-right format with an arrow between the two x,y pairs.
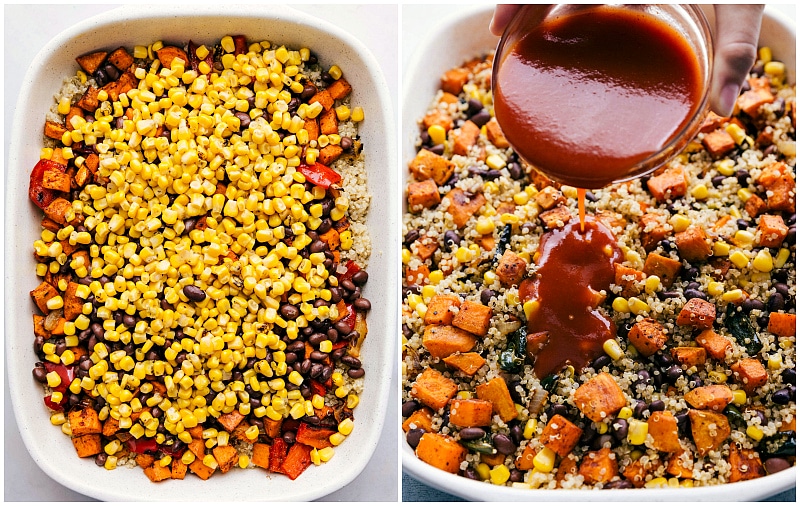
6,4 -> 397,502
401,4 -> 796,501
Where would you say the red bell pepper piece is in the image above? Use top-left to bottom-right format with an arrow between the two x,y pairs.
295,423 -> 336,450
298,162 -> 342,189
281,418 -> 302,433
127,437 -> 159,454
44,362 -> 75,393
336,260 -> 361,282
43,395 -> 64,411
342,303 -> 357,330
29,159 -> 66,209
331,340 -> 349,350
269,437 -> 287,473
232,35 -> 248,55
281,442 -> 313,480
309,379 -> 327,397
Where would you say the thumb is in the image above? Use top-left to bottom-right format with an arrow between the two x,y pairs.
710,5 -> 764,116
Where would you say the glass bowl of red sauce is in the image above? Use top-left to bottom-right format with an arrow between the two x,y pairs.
492,4 -> 713,190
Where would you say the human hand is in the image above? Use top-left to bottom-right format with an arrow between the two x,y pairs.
490,4 -> 765,117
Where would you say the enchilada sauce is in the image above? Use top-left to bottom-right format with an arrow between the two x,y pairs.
519,216 -> 622,377
494,6 -> 704,189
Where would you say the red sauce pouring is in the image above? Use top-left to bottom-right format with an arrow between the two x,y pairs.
519,216 -> 621,377
494,6 -> 705,189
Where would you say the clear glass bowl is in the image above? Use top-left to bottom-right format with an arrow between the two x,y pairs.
492,4 -> 714,189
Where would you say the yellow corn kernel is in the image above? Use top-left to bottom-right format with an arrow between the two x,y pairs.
627,297 -> 649,315
627,420 -> 648,445
774,248 -> 790,268
401,248 -> 411,264
50,412 -> 67,426
612,297 -> 630,313
737,188 -> 753,202
330,432 -> 346,446
767,354 -> 782,370
338,418 -> 354,436
483,271 -> 497,285
721,289 -> 743,303
733,230 -> 756,248
764,61 -> 785,77
758,46 -> 772,63
729,251 -> 750,269
475,462 -> 491,481
669,214 -> 691,233
46,371 -> 62,388
708,371 -> 727,383
596,421 -> 609,435
644,275 -> 661,294
523,419 -> 537,440
732,389 -> 747,405
346,394 -> 359,409
713,241 -> 731,256
746,425 -> 764,442
489,464 -> 511,485
707,281 -> 724,296
532,447 -> 556,473
726,123 -> 747,145
752,249 -> 773,272
618,406 -> 633,420
645,477 -> 669,488
351,107 -> 364,122
427,125 -> 446,145
603,339 -> 624,361
483,181 -> 499,194
513,192 -> 529,205
523,299 -> 540,321
429,270 -> 444,284
690,184 -> 709,200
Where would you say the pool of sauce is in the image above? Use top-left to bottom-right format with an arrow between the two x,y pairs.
494,6 -> 704,189
519,216 -> 622,377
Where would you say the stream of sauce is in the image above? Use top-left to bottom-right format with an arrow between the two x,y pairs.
519,216 -> 622,377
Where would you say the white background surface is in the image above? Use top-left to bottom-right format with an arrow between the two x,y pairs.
3,4 -> 398,502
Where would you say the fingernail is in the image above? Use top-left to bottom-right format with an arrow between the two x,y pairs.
719,83 -> 739,116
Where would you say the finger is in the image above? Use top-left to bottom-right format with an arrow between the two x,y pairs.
710,4 -> 764,116
490,5 -> 523,36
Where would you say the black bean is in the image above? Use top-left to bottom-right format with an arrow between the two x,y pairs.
632,370 -> 651,391
280,304 -> 300,320
657,290 -> 681,300
310,351 -> 329,362
686,281 -> 701,290
786,213 -> 796,226
235,111 -> 251,129
649,400 -> 666,413
757,315 -> 770,329
592,355 -> 612,371
459,427 -> 486,441
772,388 -> 791,405
404,229 -> 420,245
509,424 -> 523,444
579,424 -> 597,445
611,418 -> 628,441
94,68 -> 108,86
675,410 -> 690,434
284,352 -> 297,364
334,321 -> 352,335
91,323 -> 104,341
651,368 -> 666,388
418,131 -> 431,146
94,453 -> 108,467
509,469 -> 525,483
466,98 -> 483,115
341,355 -> 362,369
122,314 -> 136,329
546,404 -> 568,420
32,366 -> 47,383
286,97 -> 301,113
619,321 -> 634,340
444,230 -> 461,249
684,288 -> 707,301
402,324 -> 413,338
310,239 -> 328,253
340,136 -> 353,151
736,169 -> 751,187
653,350 -> 672,367
736,218 -> 750,230
604,480 -> 634,489
711,175 -> 726,187
301,84 -> 316,101
309,363 -> 323,378
352,270 -> 369,286
493,433 -> 517,455
33,336 -> 45,355
470,110 -> 491,127
633,400 -> 647,419
283,431 -> 296,445
507,162 -> 523,180
348,367 -> 365,379
329,287 -> 343,303
341,279 -> 357,292
402,400 -> 420,417
182,284 -> 206,302
462,468 -> 480,481
354,298 -> 371,311
428,144 -> 445,155
591,434 -> 614,450
684,266 -> 699,280
781,368 -> 795,386
767,292 -> 785,313
765,457 -> 791,475
406,428 -> 424,449
742,298 -> 765,312
480,289 -> 496,306
773,283 -> 790,297
299,359 -> 312,375
773,268 -> 789,283
666,364 -> 683,383
317,218 -> 333,234
786,226 -> 796,245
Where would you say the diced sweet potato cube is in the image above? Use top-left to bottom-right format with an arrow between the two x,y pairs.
327,77 -> 352,100
452,300 -> 493,336
449,398 -> 494,427
647,166 -> 688,202
72,434 -> 102,457
33,314 -> 51,339
475,377 -> 518,423
424,294 -> 461,326
534,186 -> 565,210
627,318 -> 668,357
251,443 -> 272,469
671,347 -> 707,367
756,214 -> 789,248
188,459 -> 215,480
767,312 -> 795,337
666,451 -> 693,478
410,367 -> 458,410
416,433 -> 467,474
63,281 -> 83,321
445,188 -> 486,227
573,372 -> 626,422
699,111 -> 727,133
68,406 -> 102,437
515,444 -> 537,471
309,89 -> 334,111
452,120 -> 480,156
76,51 -> 107,74
745,194 -> 767,219
540,205 -> 572,229
43,197 -> 74,226
188,439 -> 205,460
30,281 -> 59,313
495,250 -> 527,287
409,149 -> 455,186
171,459 -> 188,480
107,47 -> 134,70
688,409 -> 730,456
102,414 -> 121,437
75,86 -> 100,112
676,298 -> 716,329
317,144 -> 343,166
614,263 -> 645,298
675,226 -> 712,263
319,228 -> 340,250
407,179 -> 440,211
757,161 -> 786,186
42,169 -> 71,192
702,128 -> 736,158
696,329 -> 732,360
443,352 -> 486,376
231,421 -> 258,444
642,252 -> 682,288
319,107 -> 339,136
540,414 -> 583,457
555,455 -> 578,486
413,235 -> 439,261
44,120 -> 67,140
156,46 -> 189,69
216,410 -> 245,433
422,109 -> 453,132
440,67 -> 470,95
212,445 -> 239,473
578,448 -> 618,485
135,453 -> 156,468
405,263 -> 430,286
731,358 -> 768,395
737,86 -> 774,117
422,325 -> 477,359
438,92 -> 458,104
144,463 -> 173,482
485,117 -> 509,149
728,445 -> 766,483
685,385 -> 733,411
765,173 -> 796,212
639,213 -> 673,251
304,117 -> 319,140
623,456 -> 661,488
402,407 -> 434,433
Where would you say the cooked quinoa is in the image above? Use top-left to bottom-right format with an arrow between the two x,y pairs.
30,36 -> 372,482
402,50 -> 795,489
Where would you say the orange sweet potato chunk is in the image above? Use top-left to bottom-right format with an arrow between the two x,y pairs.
671,346 -> 707,367
578,448 -> 618,485
647,166 -> 687,202
642,252 -> 682,288
767,312 -> 796,337
72,434 -> 102,458
695,329 -> 732,360
452,120 -> 480,156
407,179 -> 441,211
676,298 -> 716,329
757,214 -> 789,248
540,414 -> 583,457
422,325 -> 477,359
614,263 -> 645,298
573,372 -> 626,422
443,352 -> 486,376
495,250 -> 527,287
627,318 -> 668,357
416,433 -> 467,474
702,129 -> 736,158
445,188 -> 486,227
647,411 -> 682,453
675,226 -> 712,263
402,407 -> 434,433
440,67 -> 470,95
424,294 -> 461,326
448,398 -> 494,427
731,358 -> 768,395
452,300 -> 493,336
475,377 -> 518,422
410,367 -> 458,410
685,385 -> 733,411
688,409 -> 730,456
728,445 -> 766,483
